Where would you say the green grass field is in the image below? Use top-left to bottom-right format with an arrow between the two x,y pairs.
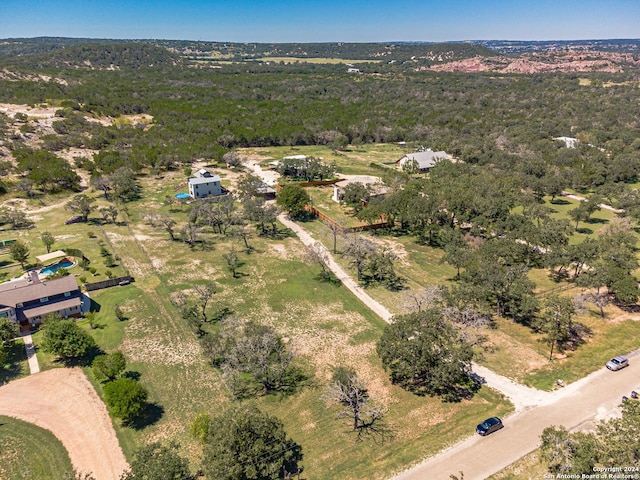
6,141 -> 640,478
12,166 -> 506,478
299,182 -> 640,391
0,415 -> 74,480
545,196 -> 617,244
239,143 -> 406,176
488,449 -> 549,479
0,339 -> 29,384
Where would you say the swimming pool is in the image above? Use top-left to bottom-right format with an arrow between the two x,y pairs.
175,193 -> 190,199
40,259 -> 75,276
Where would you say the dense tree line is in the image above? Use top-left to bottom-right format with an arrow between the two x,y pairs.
1,44 -> 639,183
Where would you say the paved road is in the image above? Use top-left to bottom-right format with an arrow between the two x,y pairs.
393,353 -> 640,480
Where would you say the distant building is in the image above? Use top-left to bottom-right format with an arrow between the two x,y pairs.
396,150 -> 452,173
188,169 -> 222,199
0,272 -> 83,331
554,136 -> 578,148
282,155 -> 307,162
332,175 -> 388,203
254,182 -> 277,200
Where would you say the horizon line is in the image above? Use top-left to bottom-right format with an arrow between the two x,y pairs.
3,36 -> 640,44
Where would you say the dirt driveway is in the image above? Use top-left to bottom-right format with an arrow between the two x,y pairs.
0,368 -> 129,480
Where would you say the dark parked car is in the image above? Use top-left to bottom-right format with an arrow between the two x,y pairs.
606,356 -> 629,371
476,417 -> 503,436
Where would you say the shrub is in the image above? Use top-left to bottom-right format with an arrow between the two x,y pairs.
189,413 -> 211,444
93,351 -> 126,381
104,378 -> 148,425
115,305 -> 127,321
41,315 -> 96,359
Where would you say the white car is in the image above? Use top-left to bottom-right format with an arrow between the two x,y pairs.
606,356 -> 629,371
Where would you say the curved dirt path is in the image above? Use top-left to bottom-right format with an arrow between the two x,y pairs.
279,214 -> 553,411
279,213 -> 640,479
278,214 -> 393,322
562,191 -> 624,213
0,368 -> 128,480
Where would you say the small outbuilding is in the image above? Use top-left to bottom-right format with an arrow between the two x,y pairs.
554,136 -> 578,148
35,250 -> 67,264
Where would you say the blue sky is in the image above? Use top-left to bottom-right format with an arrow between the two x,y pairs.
2,0 -> 639,42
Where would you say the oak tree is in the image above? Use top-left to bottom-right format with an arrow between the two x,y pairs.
202,404 -> 302,480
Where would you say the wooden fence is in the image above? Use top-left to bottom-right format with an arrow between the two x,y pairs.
305,205 -> 390,234
276,179 -> 342,190
85,275 -> 134,292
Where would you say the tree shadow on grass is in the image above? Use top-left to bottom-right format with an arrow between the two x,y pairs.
262,227 -> 293,240
130,402 -> 164,430
276,365 -> 313,397
618,303 -> 640,313
587,217 -> 609,224
210,307 -> 234,323
0,341 -> 26,384
228,366 -> 313,401
57,345 -> 105,368
313,272 -> 342,285
550,198 -> 571,205
123,370 -> 141,381
576,227 -> 594,234
355,420 -> 396,445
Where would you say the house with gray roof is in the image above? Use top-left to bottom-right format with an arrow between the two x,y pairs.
0,272 -> 83,331
188,169 -> 222,199
396,150 -> 452,173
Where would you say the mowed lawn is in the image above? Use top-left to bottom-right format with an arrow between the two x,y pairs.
0,415 -> 74,480
544,196 -> 617,244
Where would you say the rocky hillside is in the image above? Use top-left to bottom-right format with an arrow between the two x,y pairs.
422,50 -> 640,73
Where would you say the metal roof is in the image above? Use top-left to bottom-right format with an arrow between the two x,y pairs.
399,150 -> 451,169
188,175 -> 221,186
0,275 -> 79,308
22,297 -> 82,319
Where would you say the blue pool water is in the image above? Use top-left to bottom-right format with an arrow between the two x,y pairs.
40,260 -> 74,276
175,193 -> 190,199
